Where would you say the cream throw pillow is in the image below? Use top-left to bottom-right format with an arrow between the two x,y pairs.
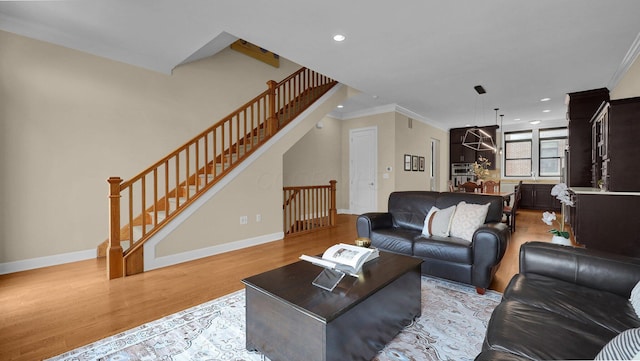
449,201 -> 490,242
630,280 -> 640,317
422,205 -> 456,237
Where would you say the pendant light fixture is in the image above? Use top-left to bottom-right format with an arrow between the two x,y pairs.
462,128 -> 496,151
499,114 -> 504,155
462,87 -> 496,152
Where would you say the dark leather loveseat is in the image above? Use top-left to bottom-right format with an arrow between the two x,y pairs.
357,191 -> 510,294
477,242 -> 640,360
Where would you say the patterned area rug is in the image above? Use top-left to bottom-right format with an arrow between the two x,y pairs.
48,276 -> 501,361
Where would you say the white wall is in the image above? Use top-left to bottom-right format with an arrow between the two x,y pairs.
0,29 -> 305,268
611,54 -> 640,99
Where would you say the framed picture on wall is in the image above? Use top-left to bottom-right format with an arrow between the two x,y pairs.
419,157 -> 425,172
412,155 -> 419,171
404,154 -> 412,171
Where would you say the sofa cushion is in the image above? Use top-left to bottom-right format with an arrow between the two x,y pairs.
483,300 -> 616,360
503,274 -> 640,334
369,228 -> 416,254
422,205 -> 456,237
449,201 -> 490,242
594,327 -> 640,360
413,236 -> 472,264
388,191 -> 439,231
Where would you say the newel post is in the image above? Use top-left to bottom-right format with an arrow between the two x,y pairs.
107,177 -> 124,279
266,80 -> 278,136
329,180 -> 337,226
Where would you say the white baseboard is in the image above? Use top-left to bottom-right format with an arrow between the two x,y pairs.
337,208 -> 351,214
0,249 -> 96,275
144,232 -> 284,272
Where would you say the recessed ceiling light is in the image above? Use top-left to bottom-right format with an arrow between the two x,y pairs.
540,98 -> 551,102
337,104 -> 344,109
542,109 -> 551,113
333,34 -> 346,42
530,120 -> 541,125
514,118 -> 521,121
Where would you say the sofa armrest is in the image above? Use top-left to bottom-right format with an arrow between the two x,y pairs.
356,212 -> 393,238
471,222 -> 510,288
520,241 -> 640,297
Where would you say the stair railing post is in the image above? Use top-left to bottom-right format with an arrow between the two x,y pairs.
329,180 -> 337,226
266,80 -> 278,136
107,177 -> 124,279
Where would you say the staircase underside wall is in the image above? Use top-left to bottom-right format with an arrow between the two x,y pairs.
144,84 -> 348,271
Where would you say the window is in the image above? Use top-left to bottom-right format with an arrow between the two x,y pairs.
503,127 -> 568,178
539,128 -> 568,177
504,131 -> 532,177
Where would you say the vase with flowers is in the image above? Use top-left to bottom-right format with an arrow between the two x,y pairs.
472,156 -> 491,182
541,183 -> 574,246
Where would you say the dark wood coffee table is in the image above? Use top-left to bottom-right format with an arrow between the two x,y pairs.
241,251 -> 422,361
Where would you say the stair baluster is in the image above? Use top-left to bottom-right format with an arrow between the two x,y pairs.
104,68 -> 337,279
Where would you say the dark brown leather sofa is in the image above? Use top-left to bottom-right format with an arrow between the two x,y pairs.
476,242 -> 640,360
356,191 -> 510,294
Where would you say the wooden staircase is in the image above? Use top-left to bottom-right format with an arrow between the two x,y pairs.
100,67 -> 337,279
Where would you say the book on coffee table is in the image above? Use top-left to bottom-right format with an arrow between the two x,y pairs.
300,243 -> 379,277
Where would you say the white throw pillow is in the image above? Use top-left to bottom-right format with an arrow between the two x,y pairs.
449,201 -> 490,242
594,327 -> 640,360
422,205 -> 457,237
630,281 -> 640,317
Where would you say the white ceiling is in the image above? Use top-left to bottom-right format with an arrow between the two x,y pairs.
1,1 -> 640,130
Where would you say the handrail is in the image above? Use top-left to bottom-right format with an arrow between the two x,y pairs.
107,67 -> 337,278
283,180 -> 337,237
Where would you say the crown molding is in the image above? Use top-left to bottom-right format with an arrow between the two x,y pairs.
327,103 -> 397,120
328,103 -> 447,131
394,105 -> 446,131
608,31 -> 640,90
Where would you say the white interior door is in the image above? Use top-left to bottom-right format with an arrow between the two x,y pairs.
349,127 -> 377,214
430,138 -> 440,191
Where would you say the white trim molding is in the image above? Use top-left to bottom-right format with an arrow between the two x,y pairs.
145,232 -> 284,272
0,249 -> 96,275
328,103 -> 446,132
609,31 -> 640,90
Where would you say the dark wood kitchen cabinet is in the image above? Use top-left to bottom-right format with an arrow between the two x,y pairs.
450,144 -> 477,163
570,190 -> 640,257
566,88 -> 609,188
449,126 -> 497,168
519,183 -> 561,211
590,97 -> 640,192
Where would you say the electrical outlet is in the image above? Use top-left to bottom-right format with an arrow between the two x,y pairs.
256,214 -> 262,222
240,216 -> 248,225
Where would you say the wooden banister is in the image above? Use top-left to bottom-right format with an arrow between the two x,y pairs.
106,67 -> 337,279
283,180 -> 337,237
107,177 -> 123,279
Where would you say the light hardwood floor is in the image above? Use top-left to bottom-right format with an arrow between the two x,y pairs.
0,209 -> 559,361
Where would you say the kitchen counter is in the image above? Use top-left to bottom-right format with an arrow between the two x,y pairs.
570,187 -> 640,196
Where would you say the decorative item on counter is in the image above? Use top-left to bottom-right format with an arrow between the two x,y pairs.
597,179 -> 605,190
472,156 -> 491,181
354,237 -> 371,248
542,183 -> 574,246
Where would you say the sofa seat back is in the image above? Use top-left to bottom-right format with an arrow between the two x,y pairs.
387,191 -> 504,230
388,191 -> 439,230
